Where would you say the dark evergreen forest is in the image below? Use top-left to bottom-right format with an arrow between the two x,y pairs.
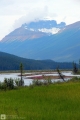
0,51 -> 74,71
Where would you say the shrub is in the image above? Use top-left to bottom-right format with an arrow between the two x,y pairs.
15,78 -> 24,87
4,78 -> 14,89
69,77 -> 80,82
32,77 -> 52,86
32,79 -> 43,86
0,78 -> 24,90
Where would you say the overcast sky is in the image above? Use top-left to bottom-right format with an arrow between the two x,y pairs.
0,0 -> 80,40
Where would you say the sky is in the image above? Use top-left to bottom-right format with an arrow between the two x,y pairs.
0,0 -> 80,40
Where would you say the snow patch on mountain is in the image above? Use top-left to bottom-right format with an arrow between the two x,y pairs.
38,28 -> 60,34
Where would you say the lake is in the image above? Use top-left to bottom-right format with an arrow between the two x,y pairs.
0,71 -> 80,86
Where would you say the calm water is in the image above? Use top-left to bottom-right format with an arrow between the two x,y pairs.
0,71 -> 80,86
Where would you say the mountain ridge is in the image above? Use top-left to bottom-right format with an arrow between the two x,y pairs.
1,20 -> 66,42
0,20 -> 80,62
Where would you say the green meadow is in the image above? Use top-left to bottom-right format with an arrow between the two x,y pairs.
0,81 -> 80,120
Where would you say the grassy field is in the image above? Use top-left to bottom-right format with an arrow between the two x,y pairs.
0,81 -> 80,120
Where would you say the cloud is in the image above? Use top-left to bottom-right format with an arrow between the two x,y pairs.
0,15 -> 20,40
73,0 -> 80,2
0,0 -> 48,16
0,0 -> 80,40
13,6 -> 49,29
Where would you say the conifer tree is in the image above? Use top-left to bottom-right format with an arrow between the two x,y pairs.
73,62 -> 78,73
20,63 -> 23,86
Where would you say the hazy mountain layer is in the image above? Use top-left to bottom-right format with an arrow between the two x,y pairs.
0,20 -> 80,62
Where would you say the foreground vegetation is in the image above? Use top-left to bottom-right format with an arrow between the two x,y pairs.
0,78 -> 80,120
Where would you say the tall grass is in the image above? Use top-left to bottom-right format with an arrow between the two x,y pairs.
0,81 -> 80,120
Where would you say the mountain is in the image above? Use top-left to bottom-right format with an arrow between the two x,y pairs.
1,27 -> 48,42
0,20 -> 80,62
0,51 -> 73,70
22,20 -> 66,29
1,20 -> 66,42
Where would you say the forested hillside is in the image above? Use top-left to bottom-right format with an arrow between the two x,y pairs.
0,51 -> 74,71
